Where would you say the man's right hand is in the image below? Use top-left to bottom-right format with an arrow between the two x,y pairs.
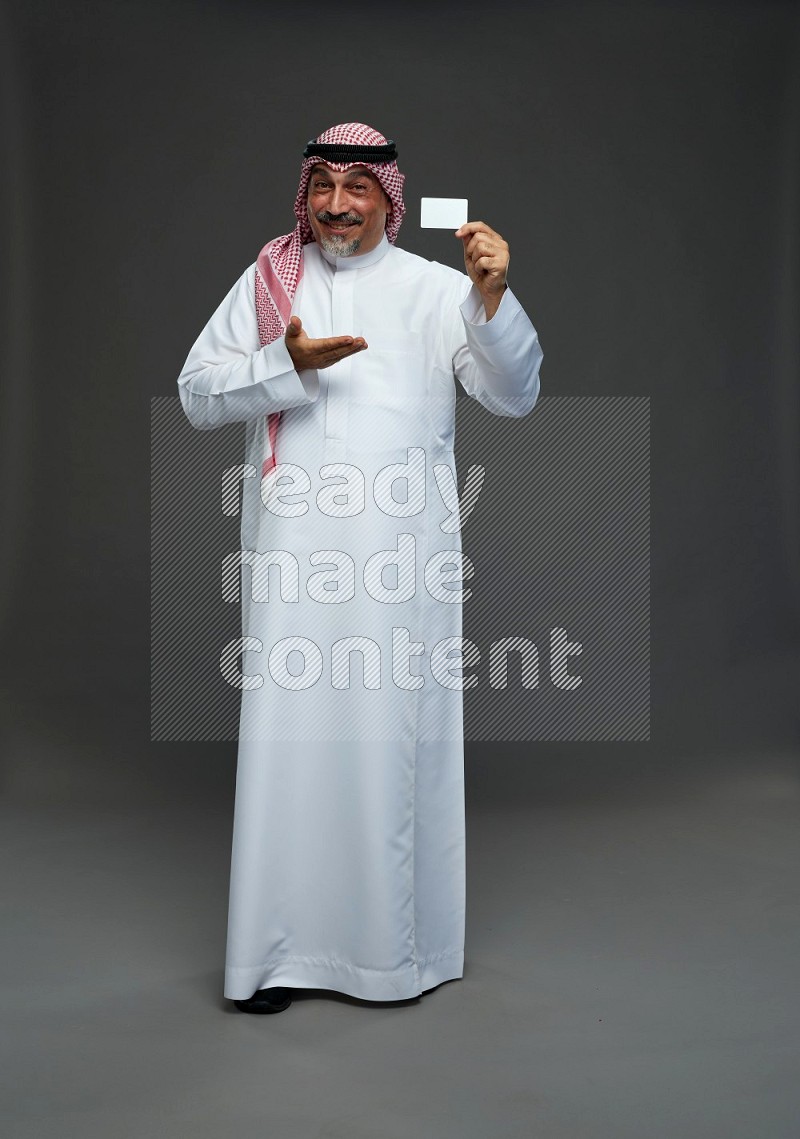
284,315 -> 367,371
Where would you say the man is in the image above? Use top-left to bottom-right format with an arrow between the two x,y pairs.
177,122 -> 543,1014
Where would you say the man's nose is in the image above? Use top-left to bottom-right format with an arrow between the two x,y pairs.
330,186 -> 350,215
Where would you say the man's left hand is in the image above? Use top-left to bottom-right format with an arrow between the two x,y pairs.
455,221 -> 509,320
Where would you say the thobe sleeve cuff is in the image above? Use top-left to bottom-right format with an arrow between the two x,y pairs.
262,336 -> 321,405
177,265 -> 320,431
455,284 -> 543,418
459,284 -> 522,344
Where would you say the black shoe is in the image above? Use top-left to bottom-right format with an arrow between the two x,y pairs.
233,987 -> 293,1014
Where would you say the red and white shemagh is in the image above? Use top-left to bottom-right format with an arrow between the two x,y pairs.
254,123 -> 406,476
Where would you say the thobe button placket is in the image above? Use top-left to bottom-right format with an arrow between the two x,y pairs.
324,270 -> 354,447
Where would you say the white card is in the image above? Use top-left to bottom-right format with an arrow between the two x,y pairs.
420,197 -> 469,229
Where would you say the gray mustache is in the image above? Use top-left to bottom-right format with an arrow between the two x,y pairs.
316,212 -> 363,225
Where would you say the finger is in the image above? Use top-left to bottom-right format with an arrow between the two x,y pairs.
316,335 -> 357,350
465,244 -> 492,267
472,255 -> 504,275
316,337 -> 369,357
335,340 -> 367,357
456,221 -> 489,238
468,251 -> 508,279
455,221 -> 500,241
465,238 -> 492,261
286,315 -> 303,337
324,340 -> 368,362
318,343 -> 368,368
465,244 -> 507,270
461,233 -> 491,255
466,234 -> 507,258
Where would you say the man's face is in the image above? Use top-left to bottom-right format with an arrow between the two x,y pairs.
306,165 -> 390,257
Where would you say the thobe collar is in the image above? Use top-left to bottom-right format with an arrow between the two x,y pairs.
317,232 -> 390,271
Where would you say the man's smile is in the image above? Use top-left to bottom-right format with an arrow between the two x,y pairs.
318,215 -> 363,233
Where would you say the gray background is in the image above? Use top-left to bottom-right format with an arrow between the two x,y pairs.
2,1 -> 799,1136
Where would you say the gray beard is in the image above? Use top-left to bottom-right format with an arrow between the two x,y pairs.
318,232 -> 362,257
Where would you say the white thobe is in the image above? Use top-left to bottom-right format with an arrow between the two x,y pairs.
177,233 -> 542,1001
